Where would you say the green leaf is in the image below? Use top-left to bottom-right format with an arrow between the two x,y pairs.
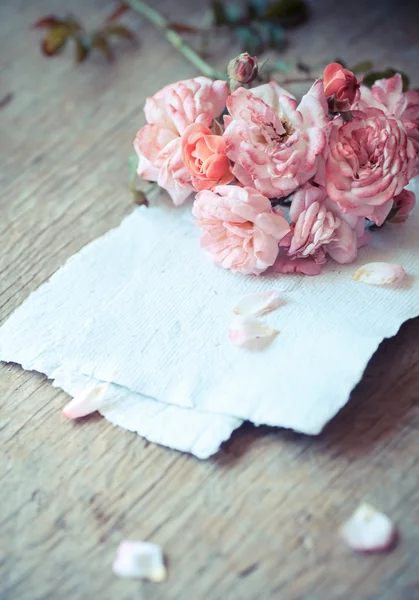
105,25 -> 136,40
212,1 -> 227,26
350,60 -> 373,74
263,0 -> 309,28
274,59 -> 293,73
91,32 -> 113,61
128,154 -> 139,185
363,68 -> 409,91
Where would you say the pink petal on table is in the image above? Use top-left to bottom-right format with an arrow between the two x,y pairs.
352,262 -> 405,285
340,503 -> 397,553
229,315 -> 279,349
62,382 -> 109,419
112,540 -> 167,582
233,290 -> 282,316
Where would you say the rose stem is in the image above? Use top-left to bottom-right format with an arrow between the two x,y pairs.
125,0 -> 228,80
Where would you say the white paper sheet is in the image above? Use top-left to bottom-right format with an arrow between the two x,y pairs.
1,180 -> 418,457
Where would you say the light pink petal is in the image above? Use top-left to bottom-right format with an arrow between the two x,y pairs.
112,541 -> 167,582
352,262 -> 406,285
233,291 -> 282,316
272,255 -> 323,276
229,315 -> 278,349
62,383 -> 109,419
340,503 -> 397,553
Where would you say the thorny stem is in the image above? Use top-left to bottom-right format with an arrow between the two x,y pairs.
125,0 -> 228,80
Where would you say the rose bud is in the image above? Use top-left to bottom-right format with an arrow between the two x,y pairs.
228,53 -> 259,86
323,62 -> 359,112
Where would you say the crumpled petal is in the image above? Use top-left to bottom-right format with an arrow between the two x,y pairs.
233,291 -> 282,316
340,503 -> 397,553
352,262 -> 405,285
229,315 -> 278,349
62,382 -> 109,419
112,540 -> 167,582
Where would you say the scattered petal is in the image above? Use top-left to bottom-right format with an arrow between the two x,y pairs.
112,540 -> 167,582
233,291 -> 282,316
352,262 -> 405,285
340,503 -> 397,553
62,382 -> 109,419
229,315 -> 278,349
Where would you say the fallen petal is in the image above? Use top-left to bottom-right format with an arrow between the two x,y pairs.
62,382 -> 109,419
112,540 -> 167,582
352,262 -> 405,285
340,503 -> 397,553
229,315 -> 278,349
233,290 -> 282,316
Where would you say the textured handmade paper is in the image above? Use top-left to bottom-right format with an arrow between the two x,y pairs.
1,179 -> 418,457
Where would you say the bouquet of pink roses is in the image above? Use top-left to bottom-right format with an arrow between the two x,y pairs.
134,56 -> 419,276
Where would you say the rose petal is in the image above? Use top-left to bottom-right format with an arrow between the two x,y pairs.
229,315 -> 278,349
352,262 -> 406,285
340,503 -> 397,553
112,540 -> 167,582
233,291 -> 282,316
62,382 -> 109,419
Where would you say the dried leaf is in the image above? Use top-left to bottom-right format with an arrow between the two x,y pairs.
33,15 -> 61,29
363,68 -> 409,91
340,503 -> 397,553
105,25 -> 136,40
233,291 -> 282,316
91,32 -> 113,61
41,25 -> 71,56
350,60 -> 373,74
113,541 -> 167,582
132,190 -> 149,207
105,2 -> 129,23
352,262 -> 406,286
168,22 -> 200,34
74,36 -> 90,63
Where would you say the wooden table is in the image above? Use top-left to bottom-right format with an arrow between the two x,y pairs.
1,1 -> 419,598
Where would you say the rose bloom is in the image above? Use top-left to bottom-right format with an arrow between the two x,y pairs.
323,62 -> 359,112
134,77 -> 228,205
223,80 -> 329,199
387,189 -> 416,223
181,123 -> 233,191
357,73 -> 419,155
192,185 -> 290,276
325,107 -> 416,224
286,183 -> 366,265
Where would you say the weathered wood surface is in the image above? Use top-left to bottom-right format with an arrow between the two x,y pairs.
1,1 -> 419,598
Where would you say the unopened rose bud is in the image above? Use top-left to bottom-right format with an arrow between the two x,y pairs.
323,62 -> 359,113
228,53 -> 259,86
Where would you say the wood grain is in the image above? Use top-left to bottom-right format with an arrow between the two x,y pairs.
1,1 -> 419,598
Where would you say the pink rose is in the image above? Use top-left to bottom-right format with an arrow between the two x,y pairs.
134,77 -> 228,205
223,80 -> 329,199
192,185 -> 290,275
357,74 -> 419,158
181,123 -> 233,191
387,189 -> 416,223
326,108 -> 416,224
323,62 -> 359,112
227,53 -> 259,85
287,183 -> 362,264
